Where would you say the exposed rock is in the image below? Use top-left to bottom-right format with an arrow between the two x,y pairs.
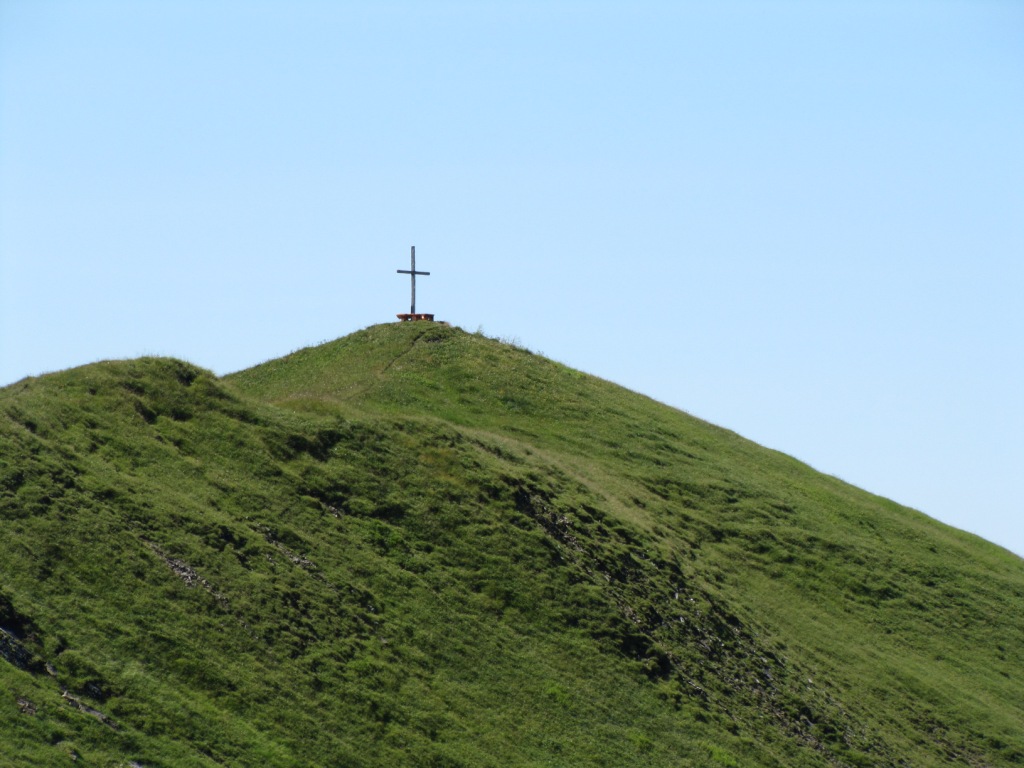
0,628 -> 41,673
62,690 -> 118,730
16,696 -> 36,715
145,541 -> 229,608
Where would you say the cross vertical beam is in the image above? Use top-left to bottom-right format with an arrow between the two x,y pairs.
397,245 -> 429,314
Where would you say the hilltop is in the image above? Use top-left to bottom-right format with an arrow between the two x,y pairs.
1,322 -> 1021,767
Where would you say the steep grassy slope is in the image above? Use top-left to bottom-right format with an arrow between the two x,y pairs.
1,322 -> 1021,767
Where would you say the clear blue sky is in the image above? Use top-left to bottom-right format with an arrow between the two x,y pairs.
2,1 -> 1022,556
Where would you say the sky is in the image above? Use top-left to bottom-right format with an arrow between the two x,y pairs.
1,1 -> 1022,556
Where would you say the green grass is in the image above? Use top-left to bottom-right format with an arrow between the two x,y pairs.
1,322 -> 1021,766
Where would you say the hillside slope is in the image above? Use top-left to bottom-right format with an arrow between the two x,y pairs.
1,322 -> 1021,767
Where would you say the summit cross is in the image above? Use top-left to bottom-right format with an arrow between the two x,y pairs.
397,246 -> 430,315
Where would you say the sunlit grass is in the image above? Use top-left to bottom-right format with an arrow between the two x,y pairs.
0,323 -> 1020,766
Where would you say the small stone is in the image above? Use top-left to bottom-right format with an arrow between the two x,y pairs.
16,696 -> 36,715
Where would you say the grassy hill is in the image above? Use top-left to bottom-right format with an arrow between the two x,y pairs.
1,322 -> 1021,767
